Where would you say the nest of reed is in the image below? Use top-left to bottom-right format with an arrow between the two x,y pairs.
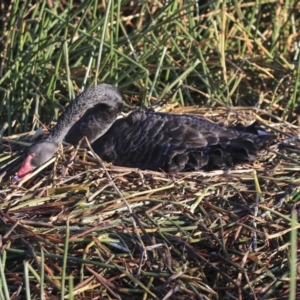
0,105 -> 299,300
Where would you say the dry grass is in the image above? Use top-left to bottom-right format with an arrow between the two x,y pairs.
1,106 -> 299,299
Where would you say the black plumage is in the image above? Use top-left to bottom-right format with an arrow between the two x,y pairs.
91,107 -> 273,172
16,84 -> 275,179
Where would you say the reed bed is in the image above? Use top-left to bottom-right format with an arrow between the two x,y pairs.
0,106 -> 299,299
0,0 -> 300,299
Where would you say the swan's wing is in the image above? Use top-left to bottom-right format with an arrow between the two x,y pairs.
94,108 -> 273,172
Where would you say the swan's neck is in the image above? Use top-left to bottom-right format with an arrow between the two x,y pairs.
46,84 -> 123,144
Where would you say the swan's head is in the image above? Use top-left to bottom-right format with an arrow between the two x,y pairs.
15,141 -> 58,180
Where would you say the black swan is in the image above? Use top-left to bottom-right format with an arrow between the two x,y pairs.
16,84 -> 274,179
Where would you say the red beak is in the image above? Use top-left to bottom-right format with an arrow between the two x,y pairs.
16,155 -> 34,179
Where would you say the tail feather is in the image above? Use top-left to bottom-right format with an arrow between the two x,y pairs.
232,122 -> 275,145
164,132 -> 273,172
